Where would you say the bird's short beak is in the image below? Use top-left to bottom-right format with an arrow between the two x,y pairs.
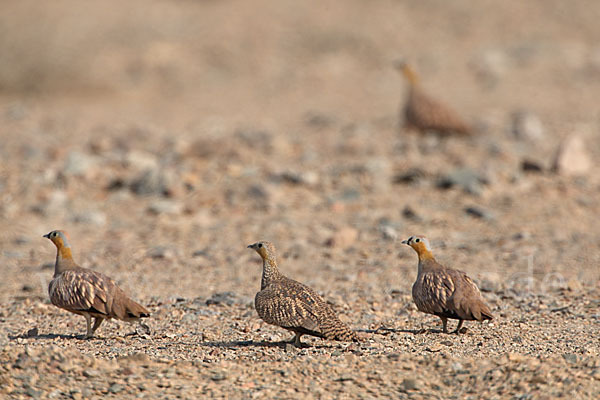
43,233 -> 50,239
401,239 -> 408,245
247,244 -> 254,249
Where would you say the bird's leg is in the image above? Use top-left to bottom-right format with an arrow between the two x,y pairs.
293,333 -> 303,348
91,317 -> 104,335
440,317 -> 448,334
83,313 -> 93,338
454,319 -> 464,334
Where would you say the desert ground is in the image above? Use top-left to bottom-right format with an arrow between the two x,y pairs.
0,0 -> 599,398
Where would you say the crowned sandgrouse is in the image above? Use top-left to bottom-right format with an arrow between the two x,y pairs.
396,61 -> 472,136
43,230 -> 150,338
248,241 -> 359,347
402,235 -> 493,333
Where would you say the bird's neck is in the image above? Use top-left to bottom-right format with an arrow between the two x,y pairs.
54,246 -> 78,275
261,258 -> 282,289
417,251 -> 436,274
403,67 -> 419,87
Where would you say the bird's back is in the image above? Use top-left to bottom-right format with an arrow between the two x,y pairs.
405,87 -> 472,136
256,276 -> 357,341
49,267 -> 149,321
412,259 -> 492,321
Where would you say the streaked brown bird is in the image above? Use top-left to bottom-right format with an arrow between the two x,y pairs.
248,241 -> 359,347
402,235 -> 493,333
43,230 -> 150,338
395,60 -> 472,136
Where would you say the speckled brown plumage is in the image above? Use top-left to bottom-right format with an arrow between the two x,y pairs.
396,61 -> 472,136
402,235 -> 493,333
248,241 -> 359,347
43,230 -> 150,338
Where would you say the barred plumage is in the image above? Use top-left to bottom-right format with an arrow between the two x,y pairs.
402,235 -> 493,333
396,61 -> 472,136
43,230 -> 150,338
248,241 -> 359,347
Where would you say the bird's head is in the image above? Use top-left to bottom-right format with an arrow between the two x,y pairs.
247,241 -> 276,261
401,235 -> 433,258
43,230 -> 71,249
394,59 -> 419,85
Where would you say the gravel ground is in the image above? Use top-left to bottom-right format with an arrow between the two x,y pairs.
1,0 -> 600,398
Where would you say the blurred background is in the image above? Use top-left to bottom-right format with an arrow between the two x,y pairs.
0,0 -> 599,303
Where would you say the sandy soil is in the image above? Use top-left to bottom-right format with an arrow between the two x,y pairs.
0,0 -> 599,398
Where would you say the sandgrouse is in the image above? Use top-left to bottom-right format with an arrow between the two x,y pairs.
43,230 -> 150,338
395,60 -> 472,136
248,241 -> 359,347
402,235 -> 493,333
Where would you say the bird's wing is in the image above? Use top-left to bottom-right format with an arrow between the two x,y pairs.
49,269 -> 113,315
449,270 -> 494,321
409,90 -> 471,134
413,270 -> 456,316
255,279 -> 331,337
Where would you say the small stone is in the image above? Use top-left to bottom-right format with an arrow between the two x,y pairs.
507,353 -> 526,362
211,371 -> 228,381
521,159 -> 544,173
26,388 -> 42,398
464,206 -> 495,221
393,168 -> 425,185
471,49 -> 509,86
246,184 -> 270,200
148,200 -> 182,215
70,210 -> 107,226
402,206 -> 421,221
512,231 -> 531,241
63,151 -> 97,177
121,352 -> 151,364
437,168 -> 488,195
401,378 -> 420,391
279,171 -> 319,186
206,292 -> 239,306
191,249 -> 210,258
563,353 -> 578,363
125,150 -> 158,171
304,111 -> 335,129
130,168 -> 174,197
147,246 -> 175,260
512,111 -> 544,141
326,227 -> 358,248
426,344 -> 443,353
379,225 -> 398,241
108,383 -> 124,394
26,327 -> 38,337
83,369 -> 101,378
285,343 -> 298,353
553,134 -> 592,176
567,279 -> 583,292
135,323 -> 152,337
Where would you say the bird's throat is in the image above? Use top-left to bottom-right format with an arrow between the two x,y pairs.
55,246 -> 76,274
261,259 -> 280,289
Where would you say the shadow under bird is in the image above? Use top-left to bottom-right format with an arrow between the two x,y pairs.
248,241 -> 359,347
43,230 -> 150,338
395,60 -> 472,136
401,235 -> 493,333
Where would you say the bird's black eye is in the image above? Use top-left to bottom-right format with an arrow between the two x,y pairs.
415,238 -> 420,243
258,243 -> 263,248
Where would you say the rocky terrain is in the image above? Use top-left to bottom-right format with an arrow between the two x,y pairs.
1,0 -> 599,398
